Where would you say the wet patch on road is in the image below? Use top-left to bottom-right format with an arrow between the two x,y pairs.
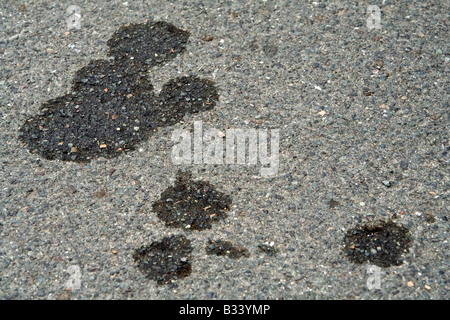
133,235 -> 192,285
19,21 -> 218,161
343,220 -> 412,268
206,239 -> 250,259
152,170 -> 231,230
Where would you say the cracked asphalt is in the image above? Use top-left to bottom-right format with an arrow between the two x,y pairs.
0,0 -> 448,299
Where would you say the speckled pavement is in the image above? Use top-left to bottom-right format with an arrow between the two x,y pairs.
0,0 -> 448,299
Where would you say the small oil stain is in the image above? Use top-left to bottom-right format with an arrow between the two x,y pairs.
133,235 -> 192,285
152,170 -> 231,230
328,199 -> 339,209
343,220 -> 412,268
206,239 -> 249,259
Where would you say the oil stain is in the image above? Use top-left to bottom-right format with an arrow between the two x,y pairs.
133,235 -> 192,285
343,220 -> 412,268
152,170 -> 231,230
19,21 -> 219,161
206,239 -> 250,259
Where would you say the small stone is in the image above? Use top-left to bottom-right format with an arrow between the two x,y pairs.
201,35 -> 214,42
68,185 -> 77,194
94,190 -> 106,198
407,281 -> 414,287
133,235 -> 193,285
18,22 -> 219,163
374,58 -> 384,69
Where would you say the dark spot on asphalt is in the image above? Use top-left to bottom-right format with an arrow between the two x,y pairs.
424,212 -> 436,224
366,58 -> 384,71
206,239 -> 249,259
93,189 -> 106,198
258,244 -> 278,256
19,21 -> 219,162
152,170 -> 231,230
68,185 -> 77,194
133,235 -> 192,285
343,220 -> 412,268
328,199 -> 339,209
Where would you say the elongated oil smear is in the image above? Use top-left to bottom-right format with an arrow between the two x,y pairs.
206,239 -> 250,259
19,22 -> 218,161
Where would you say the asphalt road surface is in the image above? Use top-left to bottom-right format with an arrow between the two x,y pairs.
0,0 -> 448,299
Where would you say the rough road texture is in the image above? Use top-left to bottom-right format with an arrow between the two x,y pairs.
0,0 -> 448,299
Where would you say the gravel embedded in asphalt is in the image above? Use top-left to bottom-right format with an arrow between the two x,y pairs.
0,0 -> 448,300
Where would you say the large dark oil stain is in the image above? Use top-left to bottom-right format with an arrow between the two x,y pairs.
343,220 -> 412,268
206,239 -> 250,259
133,235 -> 193,285
134,171 -> 236,283
19,21 -> 219,161
152,170 -> 231,230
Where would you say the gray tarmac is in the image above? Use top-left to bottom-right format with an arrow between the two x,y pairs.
0,0 -> 448,299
